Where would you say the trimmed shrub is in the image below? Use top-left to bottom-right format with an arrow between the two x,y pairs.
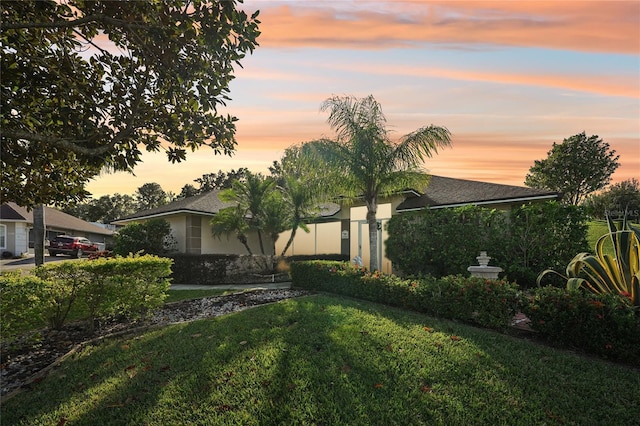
386,205 -> 506,277
28,254 -> 172,333
34,261 -> 92,329
521,286 -> 640,365
0,272 -> 51,341
290,261 -> 520,330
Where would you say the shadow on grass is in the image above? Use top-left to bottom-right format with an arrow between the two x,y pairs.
2,295 -> 639,425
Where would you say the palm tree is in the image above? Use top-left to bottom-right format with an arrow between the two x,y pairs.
272,145 -> 323,256
305,94 -> 452,271
210,205 -> 253,254
218,172 -> 276,255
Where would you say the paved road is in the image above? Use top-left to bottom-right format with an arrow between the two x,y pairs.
0,255 -> 84,272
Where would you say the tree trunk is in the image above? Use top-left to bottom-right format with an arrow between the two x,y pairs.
238,234 -> 253,255
366,200 -> 378,271
33,204 -> 46,266
257,229 -> 265,255
280,219 -> 300,256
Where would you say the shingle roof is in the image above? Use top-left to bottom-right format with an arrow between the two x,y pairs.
114,190 -> 235,223
115,190 -> 343,223
396,175 -> 560,211
0,203 -> 114,236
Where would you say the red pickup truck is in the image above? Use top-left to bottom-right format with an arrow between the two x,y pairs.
48,236 -> 99,258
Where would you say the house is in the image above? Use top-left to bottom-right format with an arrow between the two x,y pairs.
278,175 -> 561,273
112,190 -> 344,256
112,176 -> 560,273
0,203 -> 115,257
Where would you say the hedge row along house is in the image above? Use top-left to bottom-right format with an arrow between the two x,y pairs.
112,175 -> 560,273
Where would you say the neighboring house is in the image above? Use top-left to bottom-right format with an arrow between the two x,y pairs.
0,203 -> 115,257
112,176 -> 560,273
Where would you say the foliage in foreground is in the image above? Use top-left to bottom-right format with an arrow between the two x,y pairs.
291,261 -> 640,365
538,214 -> 640,307
1,0 -> 261,207
2,295 -> 638,425
522,286 -> 640,363
0,255 -> 172,339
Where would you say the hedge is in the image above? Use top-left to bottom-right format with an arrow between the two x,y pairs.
291,260 -> 640,365
290,260 -> 520,331
1,254 -> 172,339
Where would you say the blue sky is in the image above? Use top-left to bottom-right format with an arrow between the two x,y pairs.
87,0 -> 639,197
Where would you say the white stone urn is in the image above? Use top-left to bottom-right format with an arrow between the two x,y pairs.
467,251 -> 502,279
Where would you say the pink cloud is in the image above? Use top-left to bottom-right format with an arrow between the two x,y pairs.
250,1 -> 639,54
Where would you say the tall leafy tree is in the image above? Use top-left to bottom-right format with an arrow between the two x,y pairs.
303,95 -> 452,271
135,183 -> 169,211
63,193 -> 136,223
195,168 -> 250,192
177,184 -> 200,200
525,132 -> 620,205
1,0 -> 260,264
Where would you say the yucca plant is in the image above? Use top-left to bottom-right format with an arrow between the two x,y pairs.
537,213 -> 640,307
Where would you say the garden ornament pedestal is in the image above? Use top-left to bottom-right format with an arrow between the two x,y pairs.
467,251 -> 502,279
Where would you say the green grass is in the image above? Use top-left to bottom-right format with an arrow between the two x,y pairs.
2,294 -> 639,425
587,220 -> 614,256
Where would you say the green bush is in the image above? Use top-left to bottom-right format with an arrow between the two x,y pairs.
386,205 -> 507,277
113,218 -> 177,256
385,201 -> 589,288
521,286 -> 640,365
290,261 -> 520,330
504,202 -> 589,286
34,261 -> 92,329
0,272 -> 51,341
5,255 -> 173,336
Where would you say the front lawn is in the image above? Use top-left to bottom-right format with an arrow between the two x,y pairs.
2,294 -> 638,425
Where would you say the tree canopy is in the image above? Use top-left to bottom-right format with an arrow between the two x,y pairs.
1,0 -> 260,207
525,132 -> 619,205
583,178 -> 640,221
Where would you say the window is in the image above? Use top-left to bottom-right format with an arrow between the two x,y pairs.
0,224 -> 6,249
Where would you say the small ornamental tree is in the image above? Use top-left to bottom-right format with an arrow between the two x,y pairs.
114,219 -> 177,256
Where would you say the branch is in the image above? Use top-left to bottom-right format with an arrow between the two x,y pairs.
3,14 -> 148,31
1,130 -> 115,156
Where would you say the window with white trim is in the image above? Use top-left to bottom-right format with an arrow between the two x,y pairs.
0,224 -> 6,250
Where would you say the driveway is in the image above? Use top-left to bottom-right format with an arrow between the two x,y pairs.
0,255 -> 84,272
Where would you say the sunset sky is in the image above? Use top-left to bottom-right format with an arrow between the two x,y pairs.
86,0 -> 639,198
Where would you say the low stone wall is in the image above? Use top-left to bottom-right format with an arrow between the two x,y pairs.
168,254 -> 289,285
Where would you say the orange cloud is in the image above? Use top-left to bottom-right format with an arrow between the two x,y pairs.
249,1 -> 639,54
324,62 -> 639,98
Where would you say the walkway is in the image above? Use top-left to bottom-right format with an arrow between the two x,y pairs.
170,282 -> 292,291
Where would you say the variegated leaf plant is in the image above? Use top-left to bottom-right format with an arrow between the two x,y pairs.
537,213 -> 640,307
